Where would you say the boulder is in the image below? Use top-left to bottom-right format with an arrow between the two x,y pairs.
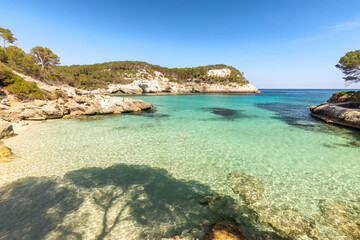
0,121 -> 14,139
310,103 -> 360,129
204,222 -> 247,240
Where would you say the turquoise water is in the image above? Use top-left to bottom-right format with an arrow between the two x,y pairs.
0,90 -> 359,239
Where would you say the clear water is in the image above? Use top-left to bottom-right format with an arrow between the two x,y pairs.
0,90 -> 359,240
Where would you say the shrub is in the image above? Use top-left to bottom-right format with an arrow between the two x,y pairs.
5,74 -> 44,100
0,63 -> 44,99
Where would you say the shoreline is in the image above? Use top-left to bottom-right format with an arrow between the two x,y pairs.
113,91 -> 260,97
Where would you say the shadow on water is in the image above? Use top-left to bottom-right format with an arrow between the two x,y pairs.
0,163 -> 290,240
130,108 -> 169,118
255,102 -> 360,142
203,107 -> 257,121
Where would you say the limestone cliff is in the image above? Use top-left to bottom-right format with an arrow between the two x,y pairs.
51,62 -> 260,94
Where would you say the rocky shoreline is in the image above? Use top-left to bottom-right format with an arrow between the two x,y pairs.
310,91 -> 360,129
102,81 -> 260,95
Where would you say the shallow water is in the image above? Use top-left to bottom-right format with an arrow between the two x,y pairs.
1,89 -> 359,240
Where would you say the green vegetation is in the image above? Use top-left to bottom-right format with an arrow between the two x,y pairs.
30,46 -> 60,69
0,28 -> 17,47
50,61 -> 248,89
336,50 -> 360,84
0,63 -> 44,100
331,91 -> 360,104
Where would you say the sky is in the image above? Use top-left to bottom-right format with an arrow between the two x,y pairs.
1,0 -> 360,89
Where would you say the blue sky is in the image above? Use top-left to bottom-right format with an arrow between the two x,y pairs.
1,0 -> 360,88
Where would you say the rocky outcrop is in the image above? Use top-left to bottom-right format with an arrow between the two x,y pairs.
104,70 -> 259,95
0,95 -> 153,122
310,102 -> 360,129
204,222 -> 247,240
0,121 -> 14,138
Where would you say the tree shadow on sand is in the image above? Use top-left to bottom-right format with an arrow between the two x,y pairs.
0,164 -> 290,240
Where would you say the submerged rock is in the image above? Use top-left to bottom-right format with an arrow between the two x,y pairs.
0,121 -> 14,139
208,107 -> 241,120
227,173 -> 264,204
350,141 -> 360,147
204,222 -> 247,240
253,205 -> 319,239
197,194 -> 221,206
0,140 -> 16,163
319,199 -> 360,240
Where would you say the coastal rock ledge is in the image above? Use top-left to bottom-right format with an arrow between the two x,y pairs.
0,95 -> 153,122
310,103 -> 360,129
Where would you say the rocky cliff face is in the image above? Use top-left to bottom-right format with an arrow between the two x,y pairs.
96,69 -> 260,95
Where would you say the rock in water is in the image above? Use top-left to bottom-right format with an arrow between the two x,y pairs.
319,199 -> 360,240
253,205 -> 319,239
204,222 -> 247,240
0,140 -> 16,163
0,121 -> 14,139
227,173 -> 264,204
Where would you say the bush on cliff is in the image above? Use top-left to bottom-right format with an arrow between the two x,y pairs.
329,91 -> 360,104
0,63 -> 44,100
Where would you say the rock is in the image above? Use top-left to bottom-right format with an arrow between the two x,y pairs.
133,100 -> 153,110
73,95 -> 88,104
19,121 -> 29,126
0,104 -> 10,110
64,99 -> 87,113
198,194 -> 221,206
0,121 -> 14,139
108,84 -> 143,94
20,108 -> 46,121
33,99 -> 47,107
319,199 -> 360,240
227,173 -> 264,204
310,103 -> 360,129
204,222 -> 247,240
350,141 -> 360,147
0,140 -> 16,163
1,99 -> 11,106
207,69 -> 231,77
253,205 -> 318,239
42,104 -> 64,119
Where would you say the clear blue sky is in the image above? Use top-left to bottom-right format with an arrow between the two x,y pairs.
1,0 -> 360,88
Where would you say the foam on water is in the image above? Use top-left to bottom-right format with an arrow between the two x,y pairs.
0,90 -> 359,239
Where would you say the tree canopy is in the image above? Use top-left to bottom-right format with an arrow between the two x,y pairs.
336,50 -> 360,84
30,46 -> 60,69
0,28 -> 17,47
